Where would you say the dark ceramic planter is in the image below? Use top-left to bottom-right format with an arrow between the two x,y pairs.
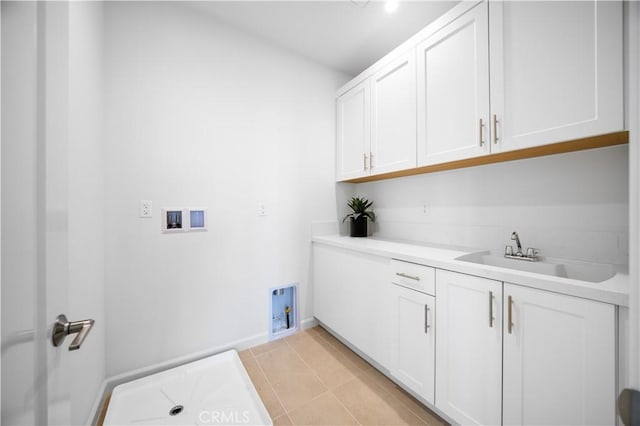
350,216 -> 368,237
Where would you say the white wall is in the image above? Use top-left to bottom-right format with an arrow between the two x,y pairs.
68,2 -> 106,424
350,145 -> 628,265
103,2 -> 348,377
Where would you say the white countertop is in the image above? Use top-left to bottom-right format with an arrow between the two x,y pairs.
312,235 -> 630,307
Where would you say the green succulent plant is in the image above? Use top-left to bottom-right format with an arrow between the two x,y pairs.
342,196 -> 376,223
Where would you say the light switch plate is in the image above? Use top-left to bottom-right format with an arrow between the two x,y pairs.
139,200 -> 153,218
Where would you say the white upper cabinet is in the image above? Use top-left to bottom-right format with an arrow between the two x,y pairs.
489,0 -> 624,152
502,283 -> 616,425
416,2 -> 490,166
336,80 -> 371,181
336,51 -> 416,181
336,0 -> 624,179
371,52 -> 417,174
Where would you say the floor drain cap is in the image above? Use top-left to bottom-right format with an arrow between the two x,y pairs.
169,405 -> 184,416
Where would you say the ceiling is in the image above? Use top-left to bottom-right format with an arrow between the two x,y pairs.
187,1 -> 458,77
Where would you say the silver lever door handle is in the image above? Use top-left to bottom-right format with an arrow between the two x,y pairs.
52,314 -> 95,351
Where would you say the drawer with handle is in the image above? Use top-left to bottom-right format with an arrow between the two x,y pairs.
391,259 -> 435,296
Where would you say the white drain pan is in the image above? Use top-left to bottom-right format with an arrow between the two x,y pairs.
104,350 -> 272,425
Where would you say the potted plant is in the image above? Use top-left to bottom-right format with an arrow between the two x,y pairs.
343,196 -> 375,237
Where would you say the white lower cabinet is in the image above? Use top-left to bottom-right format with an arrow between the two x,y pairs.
390,284 -> 435,404
390,259 -> 436,404
312,245 -> 618,426
435,270 -> 617,426
435,270 -> 503,425
312,243 -> 391,369
502,283 -> 616,426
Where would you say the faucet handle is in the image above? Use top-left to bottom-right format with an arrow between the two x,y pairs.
505,245 -> 513,255
526,248 -> 540,258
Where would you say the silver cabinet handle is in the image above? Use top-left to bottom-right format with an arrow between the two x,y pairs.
369,152 -> 374,170
395,272 -> 420,281
479,118 -> 485,146
52,314 -> 95,351
424,304 -> 431,334
489,291 -> 495,328
507,295 -> 514,334
363,153 -> 368,171
492,114 -> 499,144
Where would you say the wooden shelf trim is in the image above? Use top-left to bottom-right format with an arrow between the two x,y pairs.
342,131 -> 629,184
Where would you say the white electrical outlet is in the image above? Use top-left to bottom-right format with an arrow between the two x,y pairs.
258,203 -> 267,216
139,200 -> 153,218
422,202 -> 430,215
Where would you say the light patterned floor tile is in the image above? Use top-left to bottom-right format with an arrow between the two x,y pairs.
272,413 -> 293,425
287,392 -> 359,425
333,375 -> 426,425
238,349 -> 254,363
251,339 -> 288,356
241,326 -> 446,426
270,371 -> 327,412
305,352 -> 357,390
255,346 -> 309,384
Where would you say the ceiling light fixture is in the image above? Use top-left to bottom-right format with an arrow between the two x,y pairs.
384,0 -> 399,13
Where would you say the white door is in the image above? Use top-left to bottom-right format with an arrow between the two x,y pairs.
2,3 -> 71,424
370,52 -> 416,175
336,80 -> 370,181
503,283 -> 616,425
435,270 -> 502,426
416,2 -> 490,166
2,2 -> 102,425
390,284 -> 435,404
490,0 -> 623,152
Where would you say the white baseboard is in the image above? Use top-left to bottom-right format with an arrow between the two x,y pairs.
301,316 -> 319,330
89,316 -> 318,424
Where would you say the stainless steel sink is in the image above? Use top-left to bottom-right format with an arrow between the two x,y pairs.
455,251 -> 616,283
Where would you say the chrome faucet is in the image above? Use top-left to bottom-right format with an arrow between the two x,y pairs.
511,231 -> 523,255
505,231 -> 540,262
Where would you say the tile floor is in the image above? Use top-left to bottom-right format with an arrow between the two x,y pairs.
239,326 -> 447,426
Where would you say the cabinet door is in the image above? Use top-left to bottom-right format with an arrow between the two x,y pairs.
312,244 -> 391,369
416,2 -> 490,166
336,80 -> 370,181
371,52 -> 417,175
503,283 -> 616,425
490,1 -> 623,152
390,284 -> 435,404
435,270 -> 502,425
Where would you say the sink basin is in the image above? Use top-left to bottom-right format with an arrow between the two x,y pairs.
455,252 -> 616,283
